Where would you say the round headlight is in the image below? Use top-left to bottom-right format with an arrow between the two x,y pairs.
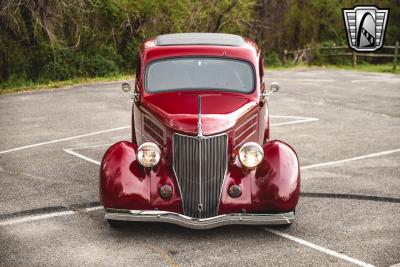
137,142 -> 161,167
239,142 -> 264,168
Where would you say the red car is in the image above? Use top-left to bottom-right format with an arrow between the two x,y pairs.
100,33 -> 300,229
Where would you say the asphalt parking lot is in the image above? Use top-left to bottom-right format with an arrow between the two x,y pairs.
0,69 -> 399,266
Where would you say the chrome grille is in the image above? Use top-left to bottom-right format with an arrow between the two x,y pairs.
173,134 -> 227,218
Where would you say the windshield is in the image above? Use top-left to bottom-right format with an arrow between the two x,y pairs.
146,57 -> 254,93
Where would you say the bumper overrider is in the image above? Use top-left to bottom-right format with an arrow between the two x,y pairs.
100,140 -> 300,229
105,209 -> 295,230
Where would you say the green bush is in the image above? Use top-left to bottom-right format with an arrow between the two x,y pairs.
40,61 -> 77,81
38,48 -> 77,80
326,54 -> 352,66
309,47 -> 324,66
80,55 -> 119,77
265,52 -> 282,66
37,46 -> 122,81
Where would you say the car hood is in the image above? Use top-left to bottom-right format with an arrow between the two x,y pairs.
142,92 -> 258,135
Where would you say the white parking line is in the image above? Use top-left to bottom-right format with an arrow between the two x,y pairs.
301,148 -> 400,170
63,143 -> 117,165
82,206 -> 104,212
270,115 -> 316,119
0,206 -> 104,226
271,78 -> 336,83
266,229 -> 375,267
351,79 -> 395,83
0,210 -> 75,226
0,126 -> 130,155
63,148 -> 101,165
66,143 -> 114,150
270,115 -> 319,126
63,143 -> 114,165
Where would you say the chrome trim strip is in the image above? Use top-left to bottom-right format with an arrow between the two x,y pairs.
233,129 -> 257,151
171,137 -> 185,213
216,134 -> 229,215
105,209 -> 294,230
234,113 -> 257,137
234,121 -> 257,142
143,115 -> 165,139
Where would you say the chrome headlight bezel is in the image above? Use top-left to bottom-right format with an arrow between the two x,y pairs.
238,142 -> 264,168
137,142 -> 161,167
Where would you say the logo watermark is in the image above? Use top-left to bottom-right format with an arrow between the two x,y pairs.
343,6 -> 389,52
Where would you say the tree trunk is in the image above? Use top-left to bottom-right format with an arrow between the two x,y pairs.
20,2 -> 40,80
1,49 -> 9,81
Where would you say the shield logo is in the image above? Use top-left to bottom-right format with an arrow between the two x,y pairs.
343,6 -> 389,52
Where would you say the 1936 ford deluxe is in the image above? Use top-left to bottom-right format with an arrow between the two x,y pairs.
100,33 -> 300,229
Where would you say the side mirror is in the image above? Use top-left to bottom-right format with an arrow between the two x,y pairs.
270,82 -> 280,93
122,82 -> 131,92
122,82 -> 139,101
262,81 -> 280,100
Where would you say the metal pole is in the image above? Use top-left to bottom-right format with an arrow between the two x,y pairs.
393,41 -> 398,73
352,51 -> 357,68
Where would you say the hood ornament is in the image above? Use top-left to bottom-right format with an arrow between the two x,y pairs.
197,95 -> 204,138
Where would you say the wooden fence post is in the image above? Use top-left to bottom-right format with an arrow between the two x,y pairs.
352,51 -> 357,68
393,41 -> 399,73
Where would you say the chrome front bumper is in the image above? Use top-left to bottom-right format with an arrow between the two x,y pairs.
105,209 -> 295,230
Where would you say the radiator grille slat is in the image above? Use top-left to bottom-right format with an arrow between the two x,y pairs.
173,134 -> 227,218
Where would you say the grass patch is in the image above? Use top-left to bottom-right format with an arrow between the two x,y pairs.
266,63 -> 400,74
0,73 -> 134,95
265,62 -> 308,71
325,63 -> 400,74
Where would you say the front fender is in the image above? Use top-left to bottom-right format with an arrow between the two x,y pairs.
219,140 -> 300,214
100,141 -> 182,213
252,140 -> 300,212
100,141 -> 149,209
